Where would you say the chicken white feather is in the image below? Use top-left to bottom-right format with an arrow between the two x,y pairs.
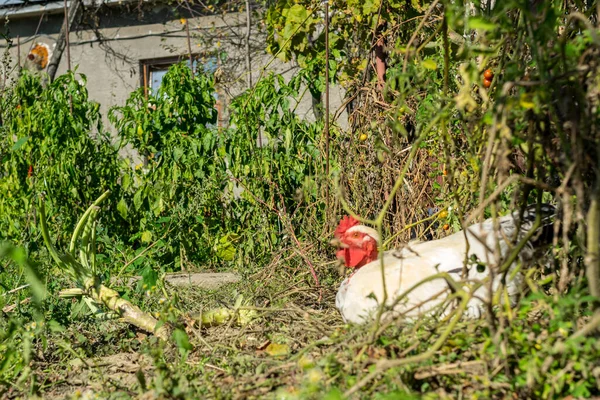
335,204 -> 555,323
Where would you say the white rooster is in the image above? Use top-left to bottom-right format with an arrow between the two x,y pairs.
332,204 -> 555,323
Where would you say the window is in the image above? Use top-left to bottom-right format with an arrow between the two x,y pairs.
140,54 -> 217,92
139,54 -> 222,126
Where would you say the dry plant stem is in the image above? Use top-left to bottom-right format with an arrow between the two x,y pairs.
478,82 -> 514,209
570,311 -> 600,340
497,212 -> 543,274
465,176 -> 519,225
3,284 -> 30,296
358,0 -> 384,88
244,0 -> 252,88
385,272 -> 465,312
382,211 -> 444,248
228,176 -> 320,294
376,110 -> 446,227
185,20 -> 194,74
242,7 -> 315,110
585,192 -> 600,302
402,0 -> 440,74
344,291 -> 470,397
39,193 -> 170,341
337,109 -> 447,337
370,111 -> 446,335
47,0 -> 80,81
324,0 -> 330,223
82,278 -> 169,341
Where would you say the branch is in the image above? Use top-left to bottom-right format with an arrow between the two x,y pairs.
47,0 -> 83,81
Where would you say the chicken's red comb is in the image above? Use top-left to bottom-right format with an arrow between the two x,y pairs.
335,215 -> 359,237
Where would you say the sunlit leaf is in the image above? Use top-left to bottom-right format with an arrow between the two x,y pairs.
421,59 -> 437,70
11,136 -> 29,151
468,17 -> 496,31
265,343 -> 289,357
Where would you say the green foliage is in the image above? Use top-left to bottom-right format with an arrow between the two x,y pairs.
0,243 -> 46,391
500,291 -> 600,399
0,70 -> 123,246
1,0 -> 600,397
223,72 -> 326,265
265,0 -> 416,85
109,62 -> 217,156
109,63 -> 227,268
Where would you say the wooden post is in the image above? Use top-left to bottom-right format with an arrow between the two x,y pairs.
324,0 -> 330,223
64,0 -> 72,72
143,64 -> 148,99
47,0 -> 81,81
185,19 -> 194,74
17,36 -> 21,71
245,0 -> 252,89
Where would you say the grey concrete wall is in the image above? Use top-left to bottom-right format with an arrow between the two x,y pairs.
0,6 -> 348,144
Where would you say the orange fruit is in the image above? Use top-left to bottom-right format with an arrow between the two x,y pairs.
484,69 -> 494,80
483,78 -> 492,88
443,224 -> 450,230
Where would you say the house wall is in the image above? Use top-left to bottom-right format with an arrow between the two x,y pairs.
0,7 -> 348,142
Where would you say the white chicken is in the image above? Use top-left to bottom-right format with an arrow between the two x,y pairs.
333,204 -> 555,324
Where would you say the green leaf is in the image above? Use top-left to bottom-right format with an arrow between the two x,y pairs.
153,198 -> 164,217
173,147 -> 183,161
172,328 -> 193,354
265,343 -> 289,357
140,265 -> 157,289
117,198 -> 129,219
215,233 -> 240,261
285,4 -> 309,24
141,231 -> 153,243
323,388 -> 344,400
468,17 -> 496,31
421,59 -> 437,70
133,189 -> 144,211
11,136 -> 29,151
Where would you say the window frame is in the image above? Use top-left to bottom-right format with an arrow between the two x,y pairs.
139,54 -> 200,93
138,54 -> 224,127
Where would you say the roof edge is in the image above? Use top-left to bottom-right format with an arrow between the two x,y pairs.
1,0 -> 147,20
